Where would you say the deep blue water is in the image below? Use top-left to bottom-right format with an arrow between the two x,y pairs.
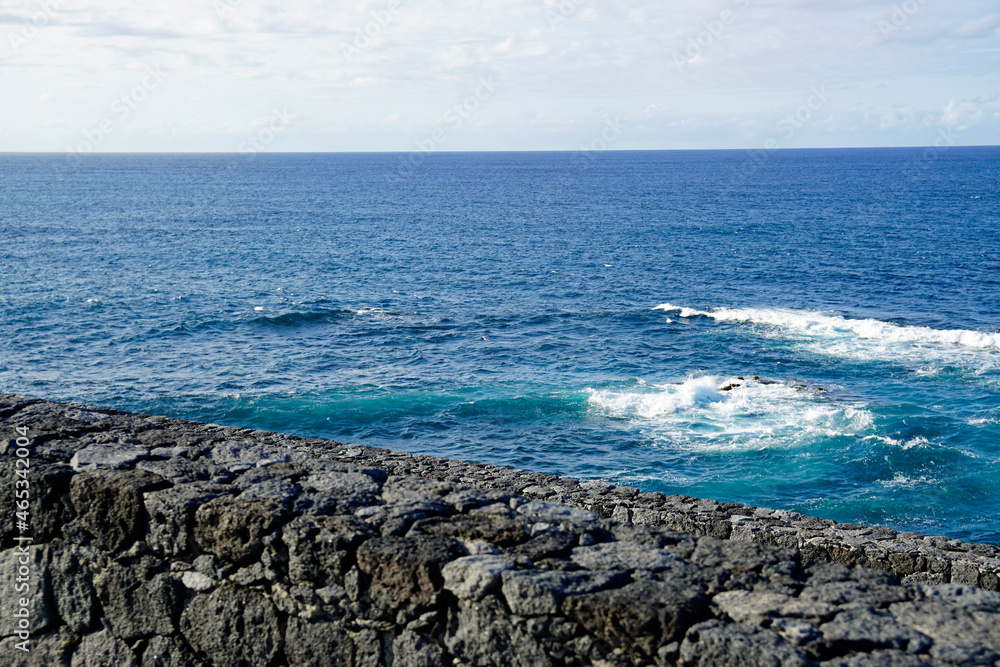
2,149 -> 999,544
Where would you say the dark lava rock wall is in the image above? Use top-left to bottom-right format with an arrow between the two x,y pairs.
1,394 -> 999,667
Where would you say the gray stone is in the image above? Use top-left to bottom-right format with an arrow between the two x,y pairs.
201,440 -> 306,469
231,562 -> 268,587
908,583 -> 1000,611
0,626 -> 76,666
712,590 -> 792,625
149,445 -> 192,458
95,562 -> 180,642
804,562 -> 896,587
570,542 -> 687,571
889,599 -> 1000,653
293,470 -> 384,514
779,597 -> 839,620
316,583 -> 347,604
193,554 -> 232,580
70,629 -> 138,667
63,408 -> 113,424
352,628 -> 383,667
0,394 -> 42,420
285,616 -> 354,667
70,443 -> 150,472
238,478 -> 301,501
820,607 -> 931,653
901,573 -> 948,586
612,524 -> 689,549
284,514 -> 375,587
144,482 -> 232,557
819,650 -> 935,666
378,497 -> 455,535
141,635 -> 205,667
367,502 -> 455,537
463,539 -> 502,555
230,464 -> 304,491
180,583 -> 282,667
51,544 -> 99,633
580,480 -> 614,494
0,460 -> 75,548
657,641 -> 681,666
443,488 -> 517,512
516,499 -> 598,525
951,559 -> 984,587
70,469 -> 167,552
799,581 -> 911,609
691,536 -> 798,573
356,535 -> 467,610
180,571 -> 215,592
512,529 -> 579,561
135,426 -> 208,450
769,618 -> 820,646
2,401 -> 98,443
391,631 -> 447,667
0,544 -> 57,637
194,496 -> 288,565
410,514 -> 530,548
565,579 -> 710,658
522,484 -> 555,497
445,595 -> 554,667
136,458 -> 220,484
382,475 -> 456,501
502,569 -> 629,616
928,641 -> 1000,666
678,619 -> 812,667
442,555 -> 515,600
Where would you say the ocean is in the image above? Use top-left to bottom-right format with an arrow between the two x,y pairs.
2,148 -> 998,544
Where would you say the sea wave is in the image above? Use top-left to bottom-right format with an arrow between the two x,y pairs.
249,307 -> 356,327
655,304 -> 1000,350
587,375 -> 871,451
655,304 -> 1000,369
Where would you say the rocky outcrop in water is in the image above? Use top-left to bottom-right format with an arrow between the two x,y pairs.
1,394 -> 999,666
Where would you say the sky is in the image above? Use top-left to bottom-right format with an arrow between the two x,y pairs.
1,0 -> 998,153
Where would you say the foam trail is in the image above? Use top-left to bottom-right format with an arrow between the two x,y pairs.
655,304 -> 1000,370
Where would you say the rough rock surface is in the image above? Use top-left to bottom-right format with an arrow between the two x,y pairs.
2,393 -> 999,666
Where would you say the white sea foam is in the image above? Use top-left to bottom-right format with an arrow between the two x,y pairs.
656,303 -> 1000,349
655,303 -> 1000,366
355,308 -> 392,319
862,435 -> 930,450
878,474 -> 938,489
587,375 -> 871,452
588,376 -> 725,418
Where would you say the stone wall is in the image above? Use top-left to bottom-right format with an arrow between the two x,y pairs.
1,393 -> 999,666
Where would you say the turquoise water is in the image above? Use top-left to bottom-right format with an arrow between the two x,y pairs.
2,149 -> 998,544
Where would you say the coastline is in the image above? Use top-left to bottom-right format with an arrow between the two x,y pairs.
2,392 -> 999,665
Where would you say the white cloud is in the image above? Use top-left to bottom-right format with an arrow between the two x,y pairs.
951,13 -> 1000,39
941,100 -> 984,130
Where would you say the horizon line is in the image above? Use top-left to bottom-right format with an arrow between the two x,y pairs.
2,144 -> 999,156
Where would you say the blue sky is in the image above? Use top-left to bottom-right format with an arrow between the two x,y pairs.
2,0 -> 998,152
